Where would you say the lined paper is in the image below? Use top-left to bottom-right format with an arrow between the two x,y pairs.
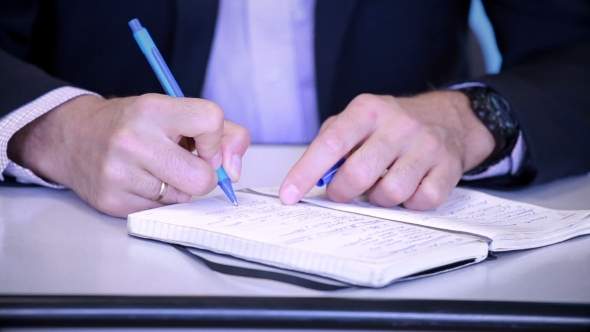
287,187 -> 590,251
128,193 -> 488,287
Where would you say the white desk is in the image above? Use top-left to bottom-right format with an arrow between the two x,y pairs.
1,145 -> 589,329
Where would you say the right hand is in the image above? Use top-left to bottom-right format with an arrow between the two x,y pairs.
279,91 -> 494,210
7,93 -> 250,217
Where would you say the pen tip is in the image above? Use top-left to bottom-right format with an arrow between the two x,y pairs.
233,201 -> 238,206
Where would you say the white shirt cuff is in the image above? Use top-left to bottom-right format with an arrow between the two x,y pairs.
0,86 -> 99,187
461,132 -> 526,181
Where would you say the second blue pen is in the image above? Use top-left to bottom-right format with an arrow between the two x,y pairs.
316,157 -> 346,187
128,18 -> 238,206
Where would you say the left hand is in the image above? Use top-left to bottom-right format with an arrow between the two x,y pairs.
279,91 -> 495,210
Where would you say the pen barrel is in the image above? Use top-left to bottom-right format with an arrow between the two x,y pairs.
317,157 -> 346,187
131,29 -> 183,97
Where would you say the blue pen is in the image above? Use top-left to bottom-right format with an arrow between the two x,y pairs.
128,18 -> 238,206
316,157 -> 346,187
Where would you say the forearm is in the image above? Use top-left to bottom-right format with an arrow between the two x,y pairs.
1,87 -> 99,186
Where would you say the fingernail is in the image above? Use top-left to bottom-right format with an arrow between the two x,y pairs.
211,151 -> 222,169
229,154 -> 242,182
280,184 -> 300,205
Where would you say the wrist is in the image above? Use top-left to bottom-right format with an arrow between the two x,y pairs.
7,94 -> 105,184
445,91 -> 496,172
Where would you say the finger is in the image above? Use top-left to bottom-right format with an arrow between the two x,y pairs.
365,143 -> 438,207
124,169 -> 191,205
138,137 -> 218,196
402,159 -> 462,211
190,100 -> 224,168
95,191 -> 165,218
133,94 -> 225,167
280,96 -> 384,205
325,129 -> 399,203
220,120 -> 251,182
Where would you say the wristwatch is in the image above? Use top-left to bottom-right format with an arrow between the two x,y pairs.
457,86 -> 520,175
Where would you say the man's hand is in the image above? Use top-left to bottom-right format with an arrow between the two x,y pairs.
279,91 -> 494,210
7,93 -> 250,217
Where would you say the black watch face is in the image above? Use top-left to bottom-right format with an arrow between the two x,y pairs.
487,92 -> 518,135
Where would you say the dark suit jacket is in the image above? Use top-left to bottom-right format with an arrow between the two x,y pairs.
1,0 -> 589,187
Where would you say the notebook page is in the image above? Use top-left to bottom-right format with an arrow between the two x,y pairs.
128,192 -> 487,287
251,187 -> 590,251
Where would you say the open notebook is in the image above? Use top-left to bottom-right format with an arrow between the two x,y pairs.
127,187 -> 590,288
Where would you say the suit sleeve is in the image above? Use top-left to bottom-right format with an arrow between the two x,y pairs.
0,48 -> 72,118
474,0 -> 590,185
0,1 -> 85,187
0,0 -> 71,118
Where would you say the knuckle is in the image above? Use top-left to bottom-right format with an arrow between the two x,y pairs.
232,121 -> 251,144
379,180 -> 411,206
319,129 -> 346,155
352,93 -> 398,117
109,131 -> 140,156
185,169 -> 216,195
155,152 -> 186,184
367,134 -> 395,157
319,115 -> 337,133
349,94 -> 388,120
422,130 -> 444,152
416,183 -> 447,209
99,160 -> 127,185
176,192 -> 192,203
420,134 -> 446,159
130,93 -> 162,117
397,160 -> 420,179
94,192 -> 126,217
341,161 -> 374,192
352,93 -> 383,109
139,176 -> 159,196
200,101 -> 224,130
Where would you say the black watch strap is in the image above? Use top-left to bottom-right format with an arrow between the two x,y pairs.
457,86 -> 520,175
